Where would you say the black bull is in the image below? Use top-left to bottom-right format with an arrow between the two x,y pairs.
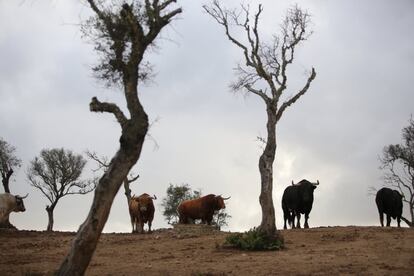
282,179 -> 319,229
375,187 -> 403,227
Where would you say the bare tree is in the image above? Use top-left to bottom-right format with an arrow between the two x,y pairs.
380,117 -> 414,227
0,137 -> 22,194
86,150 -> 140,232
57,1 -> 181,274
204,1 -> 316,236
27,148 -> 96,231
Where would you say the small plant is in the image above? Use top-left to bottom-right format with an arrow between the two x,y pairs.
224,228 -> 284,251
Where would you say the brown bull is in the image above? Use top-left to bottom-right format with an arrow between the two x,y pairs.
177,194 -> 230,225
129,193 -> 156,233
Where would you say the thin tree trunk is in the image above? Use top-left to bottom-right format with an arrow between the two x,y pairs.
258,106 -> 277,236
2,168 -> 13,194
1,169 -> 13,227
124,178 -> 134,232
124,178 -> 132,203
57,106 -> 148,275
46,205 -> 55,232
401,216 -> 413,227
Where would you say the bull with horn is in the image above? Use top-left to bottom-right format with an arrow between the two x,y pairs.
177,194 -> 231,225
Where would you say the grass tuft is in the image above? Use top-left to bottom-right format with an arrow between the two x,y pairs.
224,227 -> 284,251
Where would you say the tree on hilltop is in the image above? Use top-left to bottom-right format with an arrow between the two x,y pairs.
27,148 -> 96,231
57,1 -> 182,274
204,1 -> 316,237
0,137 -> 22,194
379,117 -> 414,227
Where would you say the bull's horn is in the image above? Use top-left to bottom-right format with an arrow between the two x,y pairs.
222,196 -> 231,200
292,180 -> 295,185
18,193 -> 29,199
314,180 -> 320,185
151,195 -> 157,200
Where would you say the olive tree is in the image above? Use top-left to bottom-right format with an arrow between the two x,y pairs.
27,148 -> 96,231
57,1 -> 182,275
380,118 -> 414,227
0,137 -> 22,194
204,1 -> 316,236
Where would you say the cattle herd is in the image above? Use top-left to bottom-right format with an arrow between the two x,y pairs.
0,180 -> 406,232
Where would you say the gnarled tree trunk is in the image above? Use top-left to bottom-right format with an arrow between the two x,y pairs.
258,106 -> 277,236
1,169 -> 13,227
204,2 -> 316,239
46,205 -> 55,232
1,168 -> 12,194
57,102 -> 148,275
56,1 -> 181,273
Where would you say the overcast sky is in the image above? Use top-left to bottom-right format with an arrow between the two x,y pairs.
0,0 -> 413,232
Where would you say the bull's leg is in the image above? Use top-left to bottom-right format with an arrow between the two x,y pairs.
206,215 -> 214,225
397,217 -> 401,228
179,215 -> 188,224
296,213 -> 301,229
131,216 -> 135,233
140,222 -> 145,234
291,212 -> 296,229
386,214 -> 391,227
148,221 -> 152,233
304,213 -> 309,229
283,210 -> 289,229
379,212 -> 384,227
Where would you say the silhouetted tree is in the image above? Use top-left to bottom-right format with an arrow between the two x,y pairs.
204,1 -> 316,236
380,118 -> 414,227
0,137 -> 22,194
27,148 -> 96,231
57,1 -> 181,275
0,138 -> 23,228
213,209 -> 231,230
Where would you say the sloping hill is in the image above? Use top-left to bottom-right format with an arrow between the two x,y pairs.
0,226 -> 413,275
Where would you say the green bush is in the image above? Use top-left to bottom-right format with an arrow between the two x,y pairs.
224,228 -> 284,251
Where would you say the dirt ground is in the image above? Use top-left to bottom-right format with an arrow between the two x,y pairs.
0,225 -> 413,275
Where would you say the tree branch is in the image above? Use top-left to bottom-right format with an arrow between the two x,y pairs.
276,67 -> 316,121
245,84 -> 270,103
401,216 -> 413,227
89,97 -> 128,128
127,173 -> 140,184
85,150 -> 109,172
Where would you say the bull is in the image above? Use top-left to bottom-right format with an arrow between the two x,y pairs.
375,187 -> 403,227
0,193 -> 28,226
129,193 -> 156,233
177,194 -> 230,225
282,179 -> 319,229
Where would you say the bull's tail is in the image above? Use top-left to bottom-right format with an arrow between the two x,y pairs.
286,210 -> 293,227
282,201 -> 292,228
